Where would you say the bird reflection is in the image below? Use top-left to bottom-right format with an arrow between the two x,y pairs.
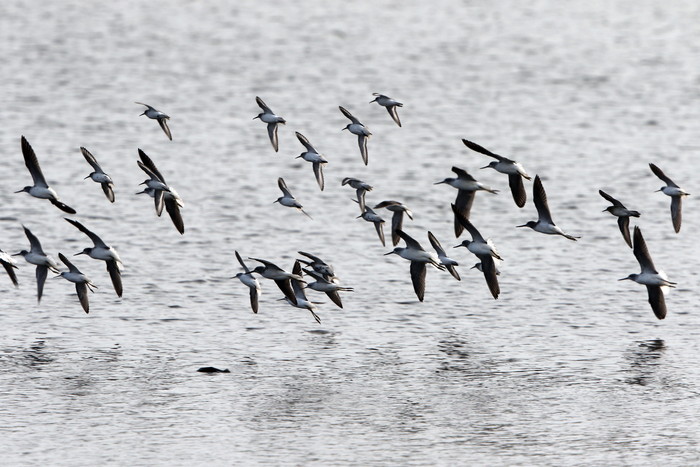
623,339 -> 665,386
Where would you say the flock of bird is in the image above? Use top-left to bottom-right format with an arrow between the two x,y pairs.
0,95 -> 689,322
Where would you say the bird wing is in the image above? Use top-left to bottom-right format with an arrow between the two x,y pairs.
508,174 -> 527,208
295,132 -> 316,152
49,198 -> 76,214
36,265 -> 47,302
277,177 -> 292,197
249,286 -> 259,314
21,136 -> 48,187
106,260 -> 123,297
618,216 -> 632,248
451,203 -> 484,242
374,220 -> 386,247
165,196 -> 185,234
671,196 -> 682,233
451,166 -> 476,181
632,226 -> 658,274
396,229 -> 423,251
23,225 -> 45,254
533,175 -> 554,224
479,255 -> 500,299
453,191 -> 475,237
154,189 -> 165,216
646,285 -> 667,320
325,290 -> 343,308
2,261 -> 19,287
80,147 -> 103,172
76,282 -> 90,313
137,160 -> 164,183
427,231 -> 446,256
598,189 -> 623,207
255,96 -> 272,113
409,261 -> 426,302
65,218 -> 107,248
312,161 -> 324,191
101,182 -> 115,203
391,211 -> 405,246
386,105 -> 401,127
462,138 -> 507,162
138,149 -> 167,183
649,163 -> 678,187
59,252 -> 81,274
235,250 -> 251,273
358,135 -> 368,165
158,118 -> 172,141
267,123 -> 279,152
339,106 -> 359,124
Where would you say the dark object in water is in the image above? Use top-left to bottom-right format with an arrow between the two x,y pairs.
197,367 -> 230,373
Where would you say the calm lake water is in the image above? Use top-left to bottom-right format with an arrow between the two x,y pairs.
2,1 -> 700,465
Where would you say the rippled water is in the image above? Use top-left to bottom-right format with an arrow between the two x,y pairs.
2,1 -> 700,465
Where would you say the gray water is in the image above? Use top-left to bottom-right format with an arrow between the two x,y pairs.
2,1 -> 700,465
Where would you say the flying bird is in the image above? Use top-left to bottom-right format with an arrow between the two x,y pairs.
303,268 -> 353,309
297,251 -> 336,281
14,225 -> 59,302
619,226 -> 676,320
517,175 -> 579,241
650,163 -> 689,233
58,253 -> 96,314
370,93 -> 403,127
136,102 -> 172,140
16,136 -> 76,214
254,96 -> 286,152
284,261 -> 321,324
339,106 -> 372,165
374,200 -> 413,246
599,189 -> 640,248
275,177 -> 312,218
463,138 -> 531,208
294,132 -> 327,191
428,231 -> 460,281
249,257 -> 302,306
0,249 -> 19,287
234,251 -> 261,314
384,229 -> 444,302
358,206 -> 386,246
435,166 -> 498,236
80,147 -> 115,203
342,177 -> 373,214
65,218 -> 123,297
138,149 -> 184,234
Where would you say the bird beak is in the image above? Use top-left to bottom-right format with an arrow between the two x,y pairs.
252,116 -> 260,120
383,251 -> 395,256
11,252 -> 22,256
601,209 -> 608,212
654,189 -> 662,192
453,244 -> 463,249
479,165 -> 490,169
74,252 -> 85,256
14,189 -> 24,193
83,175 -> 91,180
433,180 -> 445,185
516,224 -> 527,228
341,127 -> 347,131
369,99 -> 377,103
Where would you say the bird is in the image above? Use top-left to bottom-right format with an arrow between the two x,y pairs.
463,138 -> 531,208
471,259 -> 501,276
342,177 -> 373,214
13,225 -> 59,302
284,260 -> 321,324
234,251 -> 261,314
384,229 -> 444,302
303,268 -> 353,309
0,249 -> 19,287
248,257 -> 302,306
599,189 -> 640,248
619,226 -> 676,320
253,96 -> 286,152
275,177 -> 311,218
435,166 -> 498,237
369,93 -> 403,127
138,149 -> 184,234
452,205 -> 501,299
135,102 -> 172,140
427,231 -> 460,281
16,136 -> 76,214
650,163 -> 689,233
517,175 -> 580,241
57,253 -> 96,314
297,251 -> 336,281
80,147 -> 115,203
65,218 -> 123,297
358,206 -> 386,247
374,200 -> 414,246
339,106 -> 372,165
294,132 -> 327,191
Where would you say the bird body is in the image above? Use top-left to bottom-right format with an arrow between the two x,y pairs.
275,177 -> 311,218
517,175 -> 579,241
254,96 -> 286,152
599,189 -> 640,247
385,229 -> 444,301
370,93 -> 403,127
136,102 -> 172,140
436,166 -> 498,236
234,251 -> 261,313
294,132 -> 327,190
81,147 -> 115,202
358,206 -> 386,246
58,253 -> 96,314
339,106 -> 371,165
650,163 -> 689,233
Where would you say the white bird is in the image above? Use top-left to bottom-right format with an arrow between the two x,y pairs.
370,93 -> 403,127
138,149 -> 184,234
65,218 -> 123,297
619,226 -> 676,320
374,200 -> 414,246
275,177 -> 311,218
16,136 -> 76,214
342,177 -> 373,214
599,189 -> 640,248
463,138 -> 531,208
517,175 -> 579,241
58,253 -> 96,314
13,225 -> 59,302
254,96 -> 286,152
294,132 -> 327,191
650,163 -> 689,233
249,258 -> 302,306
80,147 -> 115,203
303,268 -> 353,309
435,166 -> 498,236
452,205 -> 501,299
358,206 -> 386,247
136,102 -> 172,140
234,251 -> 261,314
284,260 -> 321,324
0,249 -> 19,287
339,106 -> 372,165
427,231 -> 460,281
384,229 -> 444,302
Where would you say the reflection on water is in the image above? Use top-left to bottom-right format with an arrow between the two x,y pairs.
623,339 -> 665,386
